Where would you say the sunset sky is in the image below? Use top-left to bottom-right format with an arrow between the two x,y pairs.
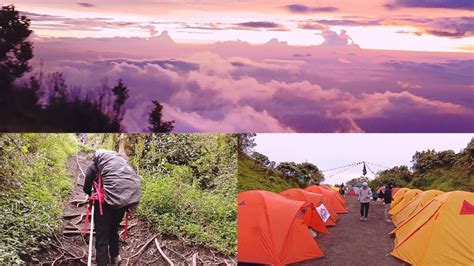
8,0 -> 474,52
4,1 -> 473,133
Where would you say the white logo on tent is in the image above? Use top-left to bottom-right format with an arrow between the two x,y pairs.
316,204 -> 330,222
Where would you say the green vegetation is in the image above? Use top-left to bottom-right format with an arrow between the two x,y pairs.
124,134 -> 237,255
370,138 -> 473,192
237,134 -> 324,193
0,134 -> 76,264
238,154 -> 299,193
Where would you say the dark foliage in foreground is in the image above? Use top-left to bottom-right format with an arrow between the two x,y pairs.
0,5 -> 174,132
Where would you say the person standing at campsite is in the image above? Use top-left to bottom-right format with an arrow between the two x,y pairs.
339,183 -> 345,197
378,186 -> 385,202
384,184 -> 393,223
358,182 -> 372,221
83,149 -> 141,266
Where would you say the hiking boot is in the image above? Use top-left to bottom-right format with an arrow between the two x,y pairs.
111,255 -> 122,265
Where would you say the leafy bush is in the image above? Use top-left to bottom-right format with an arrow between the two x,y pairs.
370,138 -> 473,192
0,134 -> 75,263
127,134 -> 237,255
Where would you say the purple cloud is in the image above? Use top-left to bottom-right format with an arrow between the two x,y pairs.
77,2 -> 95,8
385,0 -> 474,10
285,4 -> 338,13
319,29 -> 357,47
309,19 -> 384,27
235,21 -> 286,30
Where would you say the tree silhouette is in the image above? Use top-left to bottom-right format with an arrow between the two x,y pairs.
112,79 -> 129,122
0,5 -> 33,88
148,100 -> 174,132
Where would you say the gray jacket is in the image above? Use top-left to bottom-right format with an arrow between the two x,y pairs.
358,187 -> 372,203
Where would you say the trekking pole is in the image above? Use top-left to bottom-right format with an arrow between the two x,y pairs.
87,203 -> 95,266
77,136 -> 94,265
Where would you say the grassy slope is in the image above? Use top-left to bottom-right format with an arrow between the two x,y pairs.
238,154 -> 299,193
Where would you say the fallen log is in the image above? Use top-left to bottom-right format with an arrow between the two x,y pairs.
63,213 -> 86,219
63,226 -> 78,231
63,230 -> 95,236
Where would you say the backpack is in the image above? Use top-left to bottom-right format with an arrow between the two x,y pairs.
93,149 -> 141,209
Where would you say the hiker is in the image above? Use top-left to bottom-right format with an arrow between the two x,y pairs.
83,150 -> 141,266
384,184 -> 393,223
358,182 -> 372,221
372,189 -> 378,201
378,186 -> 385,202
339,183 -> 345,196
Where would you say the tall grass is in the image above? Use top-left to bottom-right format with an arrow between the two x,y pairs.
0,134 -> 75,263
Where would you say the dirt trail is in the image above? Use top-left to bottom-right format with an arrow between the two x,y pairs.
35,153 -> 236,265
293,195 -> 402,266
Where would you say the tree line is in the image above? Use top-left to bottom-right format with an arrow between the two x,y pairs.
0,5 -> 174,132
238,134 -> 473,192
369,138 -> 473,192
238,133 -> 325,187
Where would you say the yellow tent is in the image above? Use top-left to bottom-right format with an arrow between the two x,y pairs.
389,189 -> 422,215
391,191 -> 474,265
391,190 -> 444,226
390,188 -> 410,209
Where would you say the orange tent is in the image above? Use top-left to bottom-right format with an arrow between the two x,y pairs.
280,188 -> 335,228
347,187 -> 359,196
320,185 -> 346,206
390,191 -> 474,265
305,186 -> 348,214
238,190 -> 324,265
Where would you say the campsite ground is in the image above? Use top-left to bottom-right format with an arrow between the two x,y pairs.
293,195 -> 403,266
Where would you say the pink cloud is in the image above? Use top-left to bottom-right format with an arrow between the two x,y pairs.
163,104 -> 294,132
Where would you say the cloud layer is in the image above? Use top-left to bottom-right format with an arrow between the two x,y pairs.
33,38 -> 473,132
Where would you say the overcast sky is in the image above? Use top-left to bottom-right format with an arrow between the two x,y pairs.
254,133 -> 472,184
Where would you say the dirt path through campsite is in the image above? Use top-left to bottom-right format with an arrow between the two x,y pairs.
35,153 -> 235,265
293,196 -> 402,266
